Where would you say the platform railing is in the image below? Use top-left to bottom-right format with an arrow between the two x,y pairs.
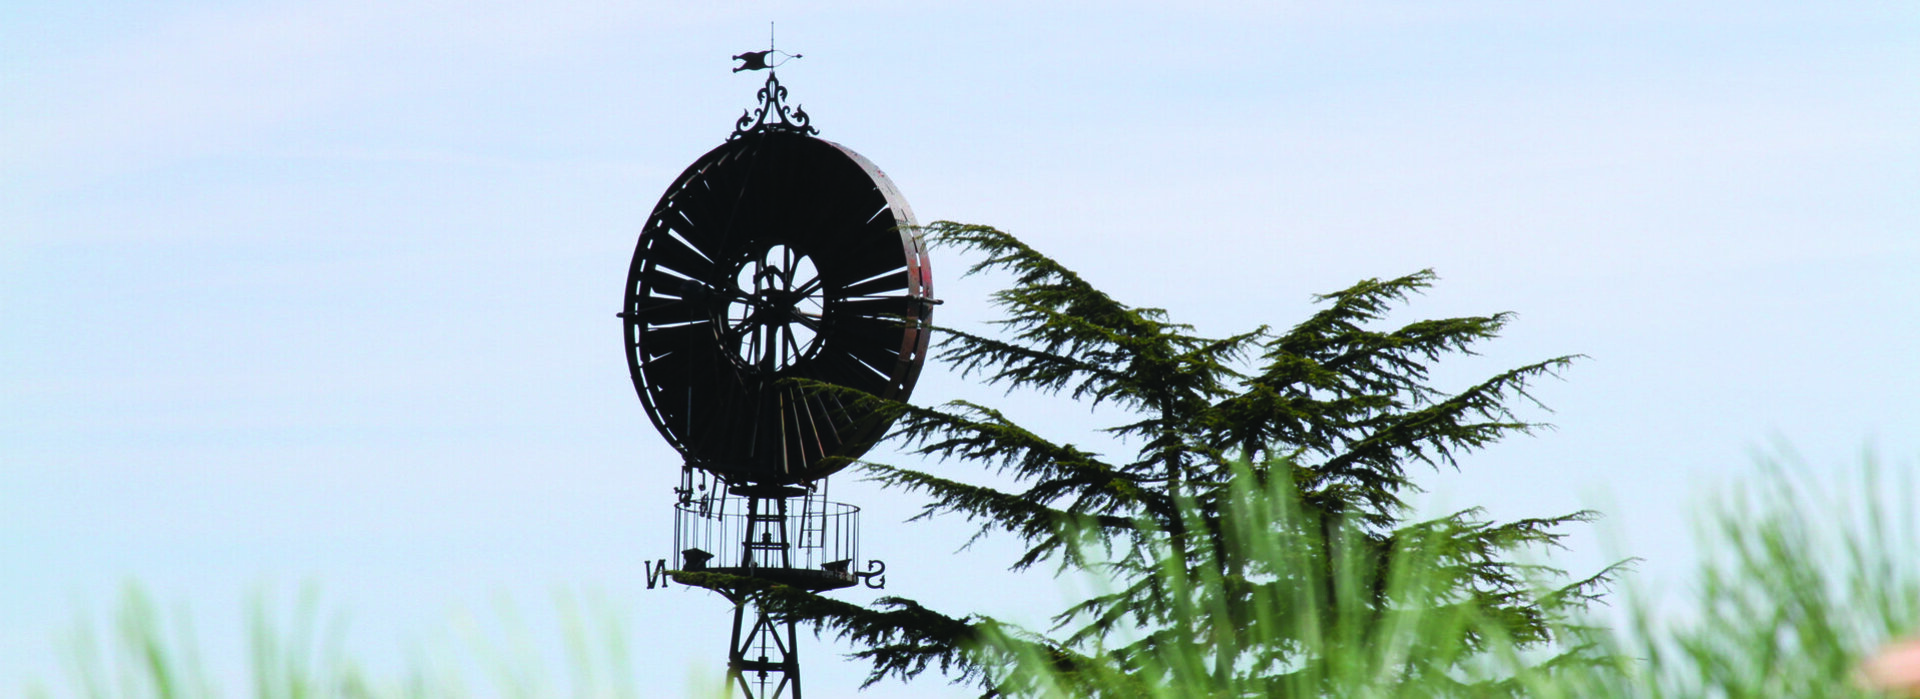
673,488 -> 860,591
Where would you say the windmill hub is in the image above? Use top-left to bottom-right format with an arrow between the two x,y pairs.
725,243 -> 826,371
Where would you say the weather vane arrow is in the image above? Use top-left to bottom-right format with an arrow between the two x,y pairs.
732,22 -> 801,72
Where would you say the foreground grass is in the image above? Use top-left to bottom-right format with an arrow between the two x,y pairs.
34,588 -> 704,699
32,453 -> 1920,697
1570,452 -> 1920,698
977,451 -> 1919,697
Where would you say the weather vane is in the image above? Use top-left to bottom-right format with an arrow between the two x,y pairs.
732,23 -> 802,72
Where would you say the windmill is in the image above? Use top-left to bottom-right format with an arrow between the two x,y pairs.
620,44 -> 934,699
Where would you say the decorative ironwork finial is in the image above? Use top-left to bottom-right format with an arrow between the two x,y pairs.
730,72 -> 817,139
729,23 -> 817,139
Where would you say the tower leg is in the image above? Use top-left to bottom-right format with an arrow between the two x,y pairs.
724,592 -> 801,699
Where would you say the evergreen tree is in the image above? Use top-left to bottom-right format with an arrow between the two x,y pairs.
687,222 -> 1617,696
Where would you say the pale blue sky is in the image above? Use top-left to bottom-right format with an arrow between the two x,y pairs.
5,2 -> 1918,696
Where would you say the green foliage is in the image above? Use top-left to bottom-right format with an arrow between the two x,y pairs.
763,221 -> 1614,695
978,456 -> 1591,698
46,586 -> 670,699
36,452 -> 1918,697
984,451 -> 1920,699
1524,451 -> 1920,699
55,585 -> 365,699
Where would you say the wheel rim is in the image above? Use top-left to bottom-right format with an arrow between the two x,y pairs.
623,132 -> 931,485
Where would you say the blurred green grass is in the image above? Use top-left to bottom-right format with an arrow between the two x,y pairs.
983,450 -> 1920,698
33,451 -> 1919,698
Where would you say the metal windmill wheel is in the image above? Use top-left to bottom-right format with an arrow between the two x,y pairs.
621,130 -> 933,486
